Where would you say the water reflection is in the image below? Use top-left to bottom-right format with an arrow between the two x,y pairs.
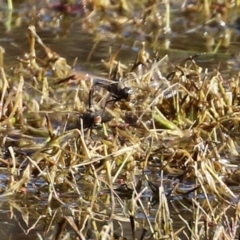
0,0 -> 240,73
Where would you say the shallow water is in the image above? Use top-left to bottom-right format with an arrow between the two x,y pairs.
1,1 -> 240,239
0,1 -> 240,73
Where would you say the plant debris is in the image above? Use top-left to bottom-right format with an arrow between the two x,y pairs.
1,0 -> 240,239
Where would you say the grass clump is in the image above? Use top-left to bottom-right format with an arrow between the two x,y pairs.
0,26 -> 239,239
1,0 -> 240,239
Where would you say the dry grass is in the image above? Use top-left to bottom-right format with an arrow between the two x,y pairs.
1,0 -> 240,240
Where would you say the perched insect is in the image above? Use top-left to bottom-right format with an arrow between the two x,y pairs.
92,63 -> 136,107
66,88 -> 113,133
93,81 -> 135,104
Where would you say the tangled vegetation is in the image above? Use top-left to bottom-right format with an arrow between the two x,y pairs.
1,0 -> 240,240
